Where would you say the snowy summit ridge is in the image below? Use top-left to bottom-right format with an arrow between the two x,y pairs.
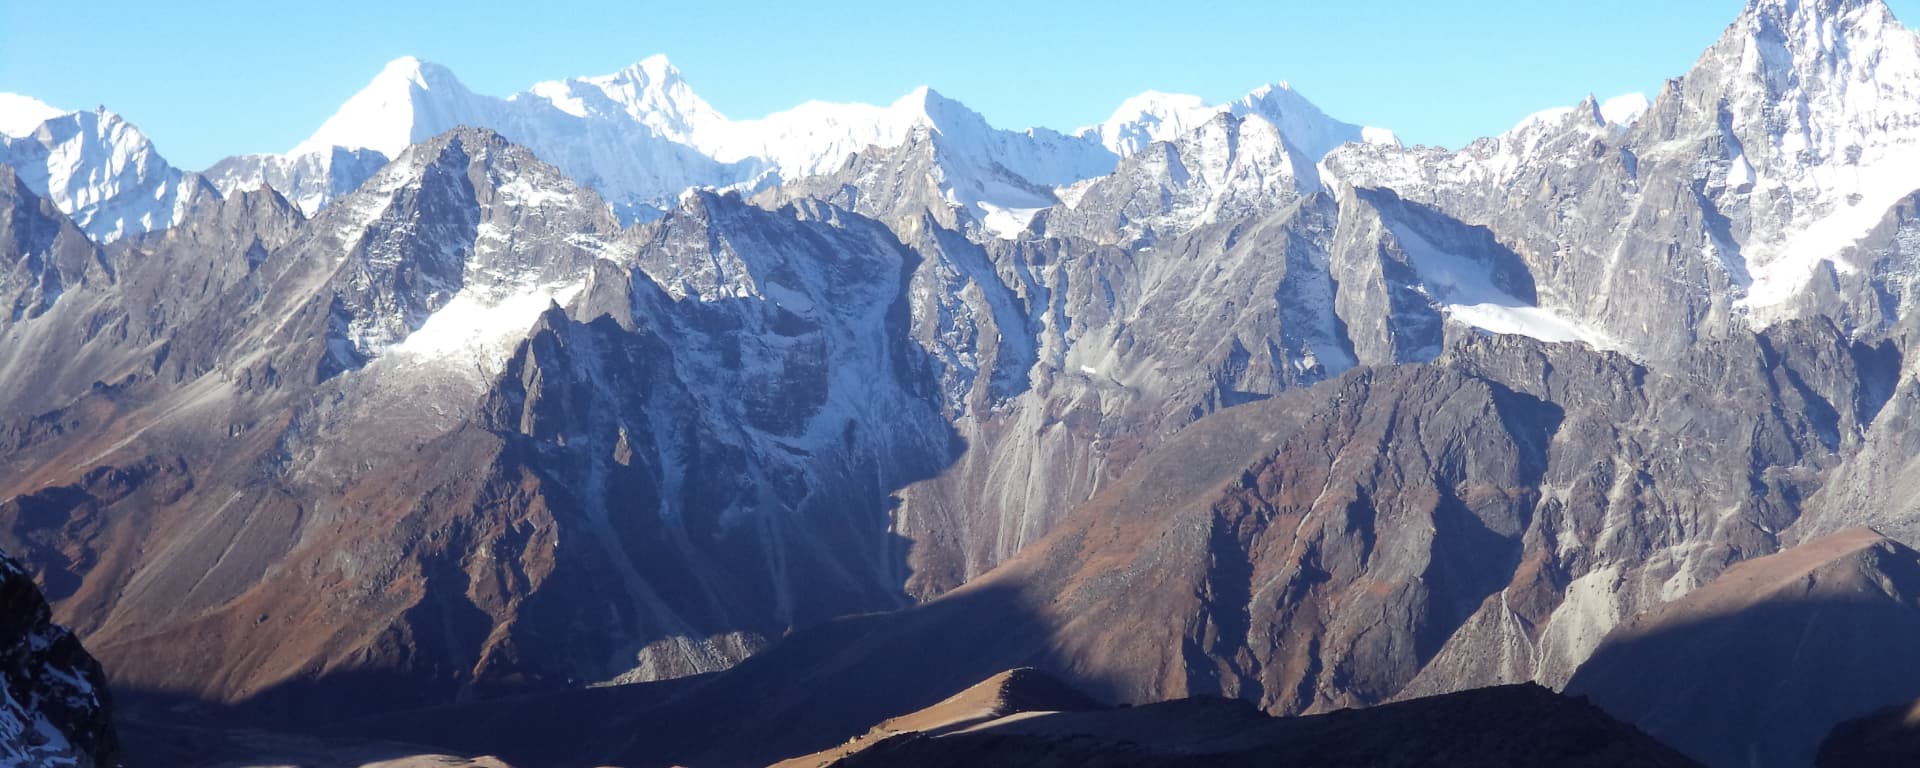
230,55 -> 1395,230
1084,81 -> 1398,160
1,53 -> 1410,242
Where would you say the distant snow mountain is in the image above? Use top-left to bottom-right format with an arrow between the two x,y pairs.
1083,82 -> 1399,161
2,57 -> 1397,245
226,56 -> 1120,228
202,56 -> 1397,237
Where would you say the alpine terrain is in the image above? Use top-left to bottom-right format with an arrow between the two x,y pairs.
3,0 -> 1920,765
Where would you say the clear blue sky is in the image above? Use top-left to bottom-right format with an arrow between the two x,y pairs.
4,0 -> 1916,169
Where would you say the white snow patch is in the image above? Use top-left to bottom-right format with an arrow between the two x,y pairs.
1447,303 -> 1620,350
496,177 -> 575,208
1391,222 -> 1623,353
1737,143 -> 1920,316
978,201 -> 1045,239
390,281 -> 584,371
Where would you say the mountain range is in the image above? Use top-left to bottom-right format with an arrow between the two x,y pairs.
5,0 -> 1920,766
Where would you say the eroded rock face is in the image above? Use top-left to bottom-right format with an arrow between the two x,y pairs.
0,548 -> 116,768
0,129 -> 965,720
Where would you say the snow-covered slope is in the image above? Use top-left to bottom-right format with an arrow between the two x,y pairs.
523,54 -> 727,143
0,549 -> 117,768
0,107 -> 197,242
1694,0 -> 1920,317
704,86 -> 1115,192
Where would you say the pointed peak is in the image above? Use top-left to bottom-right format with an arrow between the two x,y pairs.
372,56 -> 463,91
381,55 -> 426,75
633,53 -> 679,81
893,85 -> 937,108
293,57 -> 476,158
1238,81 -> 1326,117
890,85 -> 978,128
1246,81 -> 1299,99
591,54 -> 683,89
32,106 -> 153,146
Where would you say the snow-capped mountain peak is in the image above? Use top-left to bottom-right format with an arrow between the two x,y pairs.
0,106 -> 194,242
291,56 -> 480,158
523,55 -> 725,143
1087,82 -> 1395,163
0,93 -> 66,137
203,58 -> 1388,242
1234,82 -> 1399,158
1085,90 -> 1221,156
896,85 -> 980,131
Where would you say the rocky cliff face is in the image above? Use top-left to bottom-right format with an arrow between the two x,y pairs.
0,127 -> 964,718
0,547 -> 116,768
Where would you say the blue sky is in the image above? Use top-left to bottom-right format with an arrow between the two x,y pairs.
4,0 -> 1915,169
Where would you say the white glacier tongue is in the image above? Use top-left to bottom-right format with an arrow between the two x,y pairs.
0,93 -> 66,137
1388,220 -> 1623,353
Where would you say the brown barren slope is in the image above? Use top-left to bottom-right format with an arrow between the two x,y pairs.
1568,528 -> 1920,768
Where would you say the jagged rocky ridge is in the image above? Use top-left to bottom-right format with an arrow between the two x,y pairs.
1,1 -> 1919,766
